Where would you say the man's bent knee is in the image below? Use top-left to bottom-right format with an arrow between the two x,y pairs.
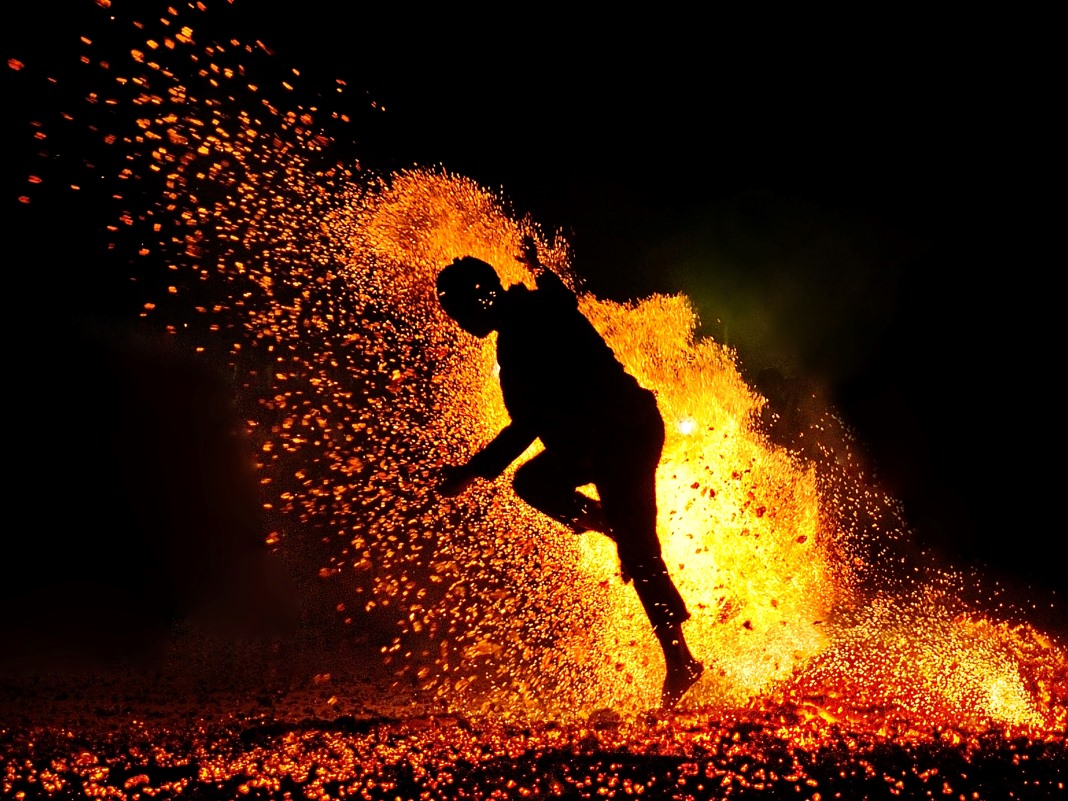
512,463 -> 551,507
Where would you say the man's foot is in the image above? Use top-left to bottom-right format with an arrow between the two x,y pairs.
661,658 -> 704,709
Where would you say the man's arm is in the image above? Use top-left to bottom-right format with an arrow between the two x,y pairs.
437,422 -> 537,496
516,235 -> 578,309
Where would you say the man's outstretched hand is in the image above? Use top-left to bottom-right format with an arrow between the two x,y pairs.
437,463 -> 478,497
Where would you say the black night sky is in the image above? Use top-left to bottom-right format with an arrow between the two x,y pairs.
2,0 -> 1063,668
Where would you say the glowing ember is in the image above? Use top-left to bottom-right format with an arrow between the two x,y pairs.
3,2 -> 1066,799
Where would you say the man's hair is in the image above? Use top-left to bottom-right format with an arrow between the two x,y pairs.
436,256 -> 502,330
436,256 -> 499,297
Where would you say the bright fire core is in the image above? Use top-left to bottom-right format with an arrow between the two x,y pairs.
17,0 -> 1067,743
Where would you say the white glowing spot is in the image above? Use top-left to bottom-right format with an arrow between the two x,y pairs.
677,417 -> 696,436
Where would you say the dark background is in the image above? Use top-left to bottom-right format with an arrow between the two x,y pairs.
2,2 -> 1062,668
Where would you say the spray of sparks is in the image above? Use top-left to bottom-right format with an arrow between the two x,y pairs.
13,0 -> 1067,742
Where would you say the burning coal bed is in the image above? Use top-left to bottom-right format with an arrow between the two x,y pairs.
1,688 -> 1065,800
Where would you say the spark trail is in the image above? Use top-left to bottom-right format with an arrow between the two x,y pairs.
8,0 -> 1067,744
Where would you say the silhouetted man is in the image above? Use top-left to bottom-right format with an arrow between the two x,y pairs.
435,238 -> 704,709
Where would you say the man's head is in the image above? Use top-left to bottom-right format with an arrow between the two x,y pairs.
436,256 -> 504,337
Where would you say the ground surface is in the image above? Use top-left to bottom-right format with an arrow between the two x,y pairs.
2,630 -> 1065,801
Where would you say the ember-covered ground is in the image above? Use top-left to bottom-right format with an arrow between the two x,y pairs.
2,630 -> 1065,801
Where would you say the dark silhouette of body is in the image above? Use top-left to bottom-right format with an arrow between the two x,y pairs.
435,238 -> 703,708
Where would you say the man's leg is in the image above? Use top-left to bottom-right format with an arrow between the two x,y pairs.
595,395 -> 704,708
512,450 -> 603,534
599,483 -> 704,707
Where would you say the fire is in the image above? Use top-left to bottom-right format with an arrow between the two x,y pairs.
333,171 -> 1067,736
11,0 -> 1068,748
330,170 -> 837,716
